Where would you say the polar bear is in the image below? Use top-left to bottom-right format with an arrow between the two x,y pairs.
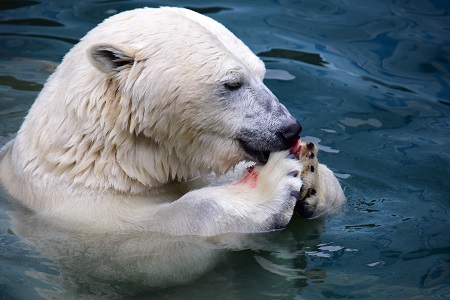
0,7 -> 345,236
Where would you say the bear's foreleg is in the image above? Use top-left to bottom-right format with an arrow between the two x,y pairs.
145,143 -> 344,236
146,150 -> 303,236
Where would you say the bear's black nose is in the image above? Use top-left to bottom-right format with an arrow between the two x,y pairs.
278,120 -> 302,149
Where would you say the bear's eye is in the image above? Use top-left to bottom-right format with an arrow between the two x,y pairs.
224,81 -> 243,91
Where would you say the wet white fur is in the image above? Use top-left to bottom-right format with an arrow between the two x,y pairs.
0,7 -> 345,236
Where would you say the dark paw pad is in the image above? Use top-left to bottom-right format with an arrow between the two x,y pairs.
287,153 -> 297,159
294,201 -> 316,218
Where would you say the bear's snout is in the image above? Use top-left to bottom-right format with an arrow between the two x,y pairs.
239,118 -> 302,164
276,119 -> 302,150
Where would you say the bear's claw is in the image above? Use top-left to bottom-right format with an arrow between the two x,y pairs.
287,170 -> 299,177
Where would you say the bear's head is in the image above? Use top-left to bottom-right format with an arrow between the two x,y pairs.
17,7 -> 301,192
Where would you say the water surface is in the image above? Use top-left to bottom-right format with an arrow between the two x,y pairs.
1,0 -> 449,299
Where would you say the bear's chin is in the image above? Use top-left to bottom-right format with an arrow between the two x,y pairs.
239,141 -> 271,164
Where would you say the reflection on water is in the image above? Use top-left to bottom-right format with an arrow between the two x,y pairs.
0,75 -> 43,91
0,18 -> 64,27
0,0 -> 449,298
2,201 -> 329,299
0,1 -> 40,11
361,76 -> 415,93
185,6 -> 232,14
258,48 -> 328,67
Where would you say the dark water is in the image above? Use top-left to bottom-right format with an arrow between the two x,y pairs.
1,0 -> 449,299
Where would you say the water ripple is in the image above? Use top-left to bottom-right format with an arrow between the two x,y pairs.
184,6 -> 232,14
258,48 -> 328,67
0,18 -> 64,27
0,0 -> 39,11
0,75 -> 43,91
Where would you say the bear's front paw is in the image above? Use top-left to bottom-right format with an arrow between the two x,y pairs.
246,150 -> 303,229
290,141 -> 320,218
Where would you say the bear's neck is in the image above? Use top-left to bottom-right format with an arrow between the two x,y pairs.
14,116 -> 203,193
12,73 -> 203,194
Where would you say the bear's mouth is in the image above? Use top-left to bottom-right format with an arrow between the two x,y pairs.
239,140 -> 271,164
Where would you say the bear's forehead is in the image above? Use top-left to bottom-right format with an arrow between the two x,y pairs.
86,7 -> 265,79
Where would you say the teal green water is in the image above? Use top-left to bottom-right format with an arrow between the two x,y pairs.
1,0 -> 449,299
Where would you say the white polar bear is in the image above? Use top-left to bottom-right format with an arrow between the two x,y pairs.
0,7 -> 345,236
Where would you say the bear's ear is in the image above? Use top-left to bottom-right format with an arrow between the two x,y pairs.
88,44 -> 135,75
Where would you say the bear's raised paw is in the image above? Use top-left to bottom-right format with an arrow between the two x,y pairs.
289,141 -> 320,218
